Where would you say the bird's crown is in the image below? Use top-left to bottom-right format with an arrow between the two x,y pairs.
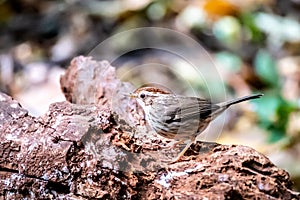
134,86 -> 171,95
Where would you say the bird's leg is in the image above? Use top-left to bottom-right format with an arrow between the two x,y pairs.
171,137 -> 196,163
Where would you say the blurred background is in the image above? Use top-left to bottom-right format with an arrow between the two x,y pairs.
0,0 -> 299,191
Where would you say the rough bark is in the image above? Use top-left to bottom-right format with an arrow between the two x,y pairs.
0,56 -> 299,199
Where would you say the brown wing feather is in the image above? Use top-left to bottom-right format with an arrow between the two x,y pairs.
175,97 -> 220,121
152,96 -> 220,123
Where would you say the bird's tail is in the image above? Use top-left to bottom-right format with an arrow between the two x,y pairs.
218,94 -> 263,108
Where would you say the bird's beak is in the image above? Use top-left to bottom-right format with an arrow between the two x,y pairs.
123,93 -> 137,98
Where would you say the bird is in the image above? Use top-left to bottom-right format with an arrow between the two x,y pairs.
128,86 -> 263,162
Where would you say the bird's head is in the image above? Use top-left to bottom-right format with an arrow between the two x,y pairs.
127,86 -> 171,109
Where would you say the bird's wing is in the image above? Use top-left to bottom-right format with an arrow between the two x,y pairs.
182,97 -> 220,120
154,96 -> 220,123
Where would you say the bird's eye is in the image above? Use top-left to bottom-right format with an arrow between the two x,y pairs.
139,93 -> 146,99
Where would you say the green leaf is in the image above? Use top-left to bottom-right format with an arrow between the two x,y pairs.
253,92 -> 297,143
213,16 -> 242,48
215,51 -> 242,72
254,93 -> 280,124
268,128 -> 285,143
240,12 -> 265,43
254,50 -> 279,87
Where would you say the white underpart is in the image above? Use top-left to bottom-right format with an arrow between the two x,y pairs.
136,98 -> 150,119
